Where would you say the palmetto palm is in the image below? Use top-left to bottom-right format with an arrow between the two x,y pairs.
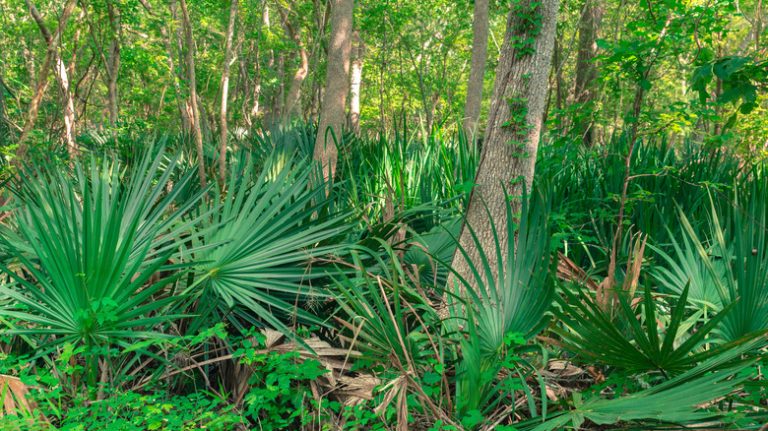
518,339 -> 761,431
185,154 -> 348,335
448,188 -> 555,417
0,149 -> 203,382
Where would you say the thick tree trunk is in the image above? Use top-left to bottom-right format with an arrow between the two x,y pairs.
18,0 -> 78,160
573,0 -> 602,146
284,42 -> 308,120
308,1 -> 331,124
219,0 -> 238,186
279,4 -> 309,121
314,0 -> 354,182
463,0 -> 490,139
450,0 -> 559,287
348,31 -> 363,136
178,0 -> 207,188
106,0 -> 122,130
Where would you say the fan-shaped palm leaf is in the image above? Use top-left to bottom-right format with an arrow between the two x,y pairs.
186,154 -> 348,335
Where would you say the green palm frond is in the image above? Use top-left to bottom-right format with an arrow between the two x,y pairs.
554,282 -> 753,375
186,154 -> 349,335
520,339 -> 761,431
448,187 -> 555,417
0,148 -> 203,357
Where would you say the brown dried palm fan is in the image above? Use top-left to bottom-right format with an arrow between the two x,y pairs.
0,375 -> 36,420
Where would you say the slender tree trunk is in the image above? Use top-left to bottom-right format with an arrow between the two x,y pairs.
167,0 -> 192,131
178,0 -> 207,188
248,5 -> 269,126
18,0 -> 78,160
603,13 -> 672,297
314,0 -> 354,182
18,48 -> 50,158
55,52 -> 77,156
308,1 -> 331,123
755,0 -> 763,50
161,23 -> 190,131
573,0 -> 602,146
348,30 -> 363,136
106,0 -> 122,130
249,43 -> 262,124
0,74 -> 8,142
279,4 -> 309,121
219,0 -> 238,186
270,53 -> 286,125
450,0 -> 559,286
554,36 -> 564,111
463,0 -> 490,139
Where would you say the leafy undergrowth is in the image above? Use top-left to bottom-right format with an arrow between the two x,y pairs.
0,129 -> 766,430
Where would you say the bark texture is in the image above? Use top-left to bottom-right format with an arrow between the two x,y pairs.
247,5 -> 269,125
313,0 -> 354,182
463,0 -> 490,139
19,0 -> 78,160
161,23 -> 190,132
106,0 -> 122,129
219,0 -> 238,186
348,30 -> 363,136
279,3 -> 309,121
573,0 -> 602,146
178,0 -> 207,188
450,0 -> 559,287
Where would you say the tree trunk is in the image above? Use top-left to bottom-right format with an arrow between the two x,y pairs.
348,30 -> 363,136
219,0 -> 238,186
284,39 -> 308,121
270,53 -> 286,125
450,0 -> 559,287
279,4 -> 309,121
463,0 -> 490,139
573,0 -> 602,146
177,0 -> 207,189
248,5 -> 269,126
55,52 -> 78,157
308,1 -> 331,124
106,0 -> 122,130
161,23 -> 191,132
167,0 -> 192,132
0,75 -> 9,142
313,0 -> 354,182
18,0 -> 78,161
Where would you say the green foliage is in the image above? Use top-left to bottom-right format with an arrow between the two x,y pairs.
185,153 -> 348,335
0,126 -> 764,430
40,391 -> 241,431
555,283 -> 745,375
443,189 -> 554,422
449,187 -> 554,348
0,0 -> 766,427
510,0 -> 543,57
519,341 -> 761,431
669,197 -> 768,341
333,245 -> 440,368
0,148 -> 202,385
235,332 -> 328,430
692,57 -> 768,121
